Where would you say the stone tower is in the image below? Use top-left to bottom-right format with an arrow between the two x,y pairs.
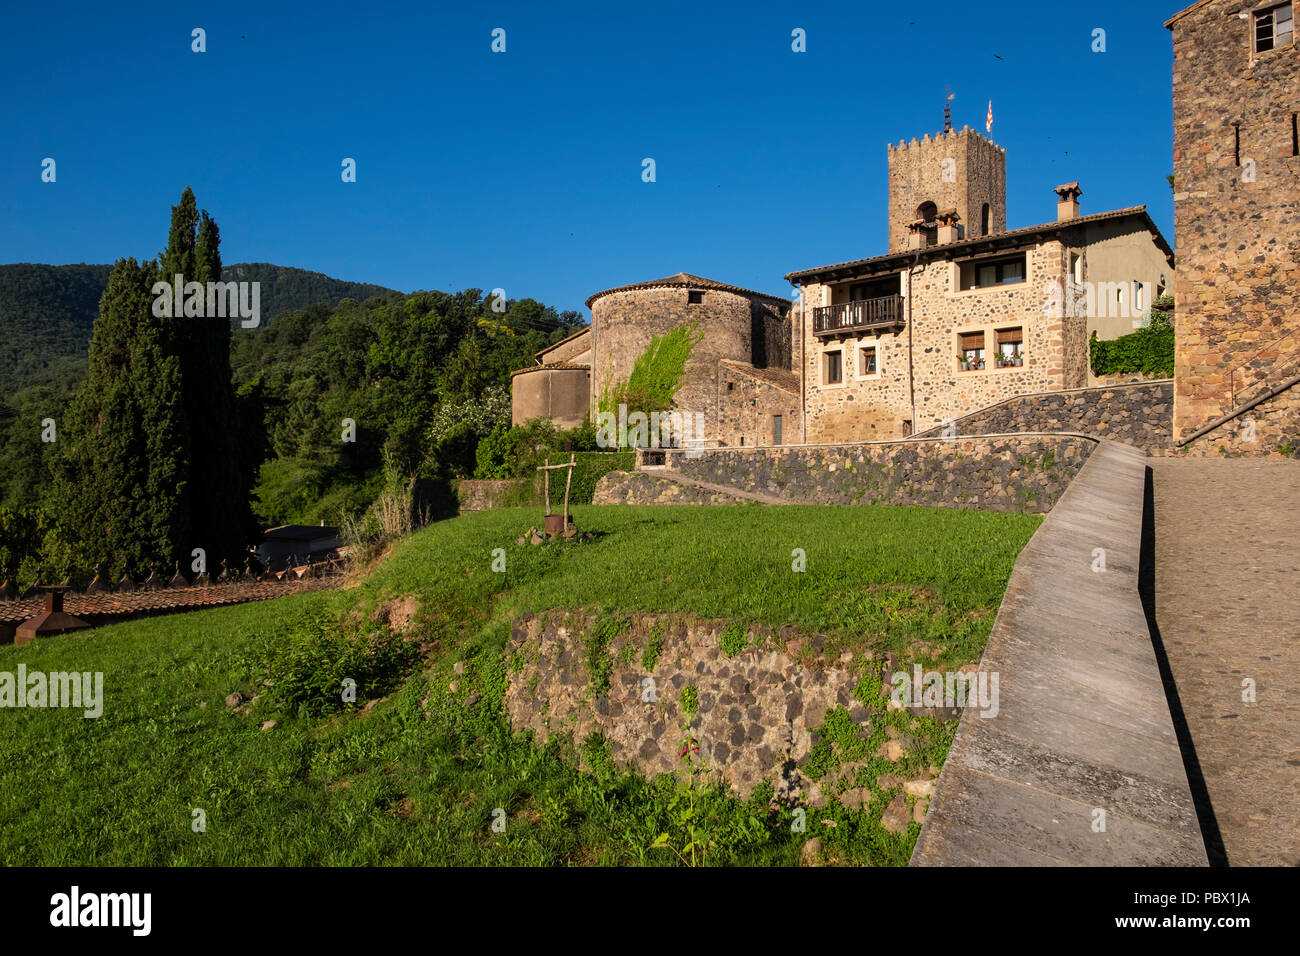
886,126 -> 1007,252
1167,0 -> 1300,454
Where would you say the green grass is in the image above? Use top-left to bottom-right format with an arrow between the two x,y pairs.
0,503 -> 1039,866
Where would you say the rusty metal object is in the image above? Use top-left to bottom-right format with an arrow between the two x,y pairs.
15,587 -> 90,644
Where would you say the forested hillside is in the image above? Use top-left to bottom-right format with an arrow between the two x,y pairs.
0,252 -> 585,581
230,291 -> 584,526
0,262 -> 396,395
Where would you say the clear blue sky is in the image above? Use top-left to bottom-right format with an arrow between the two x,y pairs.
2,0 -> 1179,318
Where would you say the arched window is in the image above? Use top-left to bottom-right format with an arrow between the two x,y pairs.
981,203 -> 991,235
915,202 -> 938,245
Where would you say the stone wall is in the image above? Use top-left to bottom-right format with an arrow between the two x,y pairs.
911,381 -> 1174,451
598,435 -> 1097,514
713,361 -> 802,447
504,611 -> 944,816
1169,0 -> 1300,453
594,473 -> 752,505
590,285 -> 792,438
455,479 -> 525,512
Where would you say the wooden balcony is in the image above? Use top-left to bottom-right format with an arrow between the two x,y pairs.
813,295 -> 904,337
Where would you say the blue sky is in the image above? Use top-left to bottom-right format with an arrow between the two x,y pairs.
2,0 -> 1179,318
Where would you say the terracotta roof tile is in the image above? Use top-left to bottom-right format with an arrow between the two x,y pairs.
785,206 -> 1173,283
510,362 -> 591,377
718,360 -> 800,394
585,272 -> 790,309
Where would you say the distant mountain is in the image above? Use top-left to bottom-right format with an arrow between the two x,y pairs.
0,262 -> 397,393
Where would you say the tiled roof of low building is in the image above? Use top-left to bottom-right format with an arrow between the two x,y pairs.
585,272 -> 790,309
534,326 -> 592,360
784,206 -> 1173,283
510,361 -> 591,377
718,359 -> 800,394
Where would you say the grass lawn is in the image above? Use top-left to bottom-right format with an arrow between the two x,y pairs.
0,503 -> 1040,866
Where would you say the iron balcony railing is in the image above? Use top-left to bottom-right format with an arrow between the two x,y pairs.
813,294 -> 904,335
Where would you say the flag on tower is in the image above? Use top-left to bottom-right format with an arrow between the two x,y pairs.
986,100 -> 993,134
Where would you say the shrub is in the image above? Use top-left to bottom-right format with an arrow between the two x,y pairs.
250,610 -> 420,717
1089,300 -> 1175,377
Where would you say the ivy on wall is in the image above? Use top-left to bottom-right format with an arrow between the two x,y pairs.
597,322 -> 703,416
1089,297 -> 1175,378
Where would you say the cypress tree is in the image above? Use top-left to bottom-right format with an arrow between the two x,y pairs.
160,187 -> 248,566
47,259 -> 186,577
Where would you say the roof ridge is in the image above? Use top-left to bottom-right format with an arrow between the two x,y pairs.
785,206 -> 1169,282
586,273 -> 790,309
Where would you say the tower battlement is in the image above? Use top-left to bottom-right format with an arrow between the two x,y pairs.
886,125 -> 1006,251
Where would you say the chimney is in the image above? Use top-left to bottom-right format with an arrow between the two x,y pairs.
936,209 -> 963,244
1054,182 -> 1082,221
907,219 -> 930,250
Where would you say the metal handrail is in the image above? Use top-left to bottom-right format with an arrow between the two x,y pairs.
1228,327 -> 1300,406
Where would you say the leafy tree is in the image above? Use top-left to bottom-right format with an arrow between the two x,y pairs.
46,258 -> 186,577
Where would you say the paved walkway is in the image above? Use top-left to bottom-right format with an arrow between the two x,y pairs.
1149,459 -> 1300,866
913,443 -> 1206,866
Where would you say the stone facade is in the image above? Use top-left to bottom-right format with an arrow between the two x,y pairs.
887,127 -> 1006,250
714,360 -> 801,448
596,435 -> 1096,515
790,124 -> 1172,443
1168,0 -> 1300,455
586,275 -> 799,447
911,382 -> 1175,452
796,237 -> 1097,441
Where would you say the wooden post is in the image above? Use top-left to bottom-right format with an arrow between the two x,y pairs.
562,453 -> 575,530
543,457 -> 550,516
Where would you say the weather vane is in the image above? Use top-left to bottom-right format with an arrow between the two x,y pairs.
944,86 -> 955,132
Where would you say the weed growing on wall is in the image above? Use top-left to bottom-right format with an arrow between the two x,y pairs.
598,321 -> 703,416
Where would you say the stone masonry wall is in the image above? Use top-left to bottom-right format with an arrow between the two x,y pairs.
713,363 -> 802,447
455,479 -> 525,511
598,436 -> 1097,514
911,381 -> 1174,451
591,286 -> 791,438
505,611 -> 947,818
594,473 -> 751,505
1170,0 -> 1300,453
887,127 -> 1007,250
801,241 -> 1080,442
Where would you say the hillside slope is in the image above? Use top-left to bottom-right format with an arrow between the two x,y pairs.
0,262 -> 396,392
0,503 -> 1039,866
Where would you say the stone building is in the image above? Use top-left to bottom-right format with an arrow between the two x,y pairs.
513,128 -> 1173,448
1167,0 -> 1300,454
511,273 -> 798,447
510,327 -> 592,428
786,127 -> 1173,442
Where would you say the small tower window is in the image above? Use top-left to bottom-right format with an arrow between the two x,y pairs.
688,290 -> 705,304
981,203 -> 991,235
